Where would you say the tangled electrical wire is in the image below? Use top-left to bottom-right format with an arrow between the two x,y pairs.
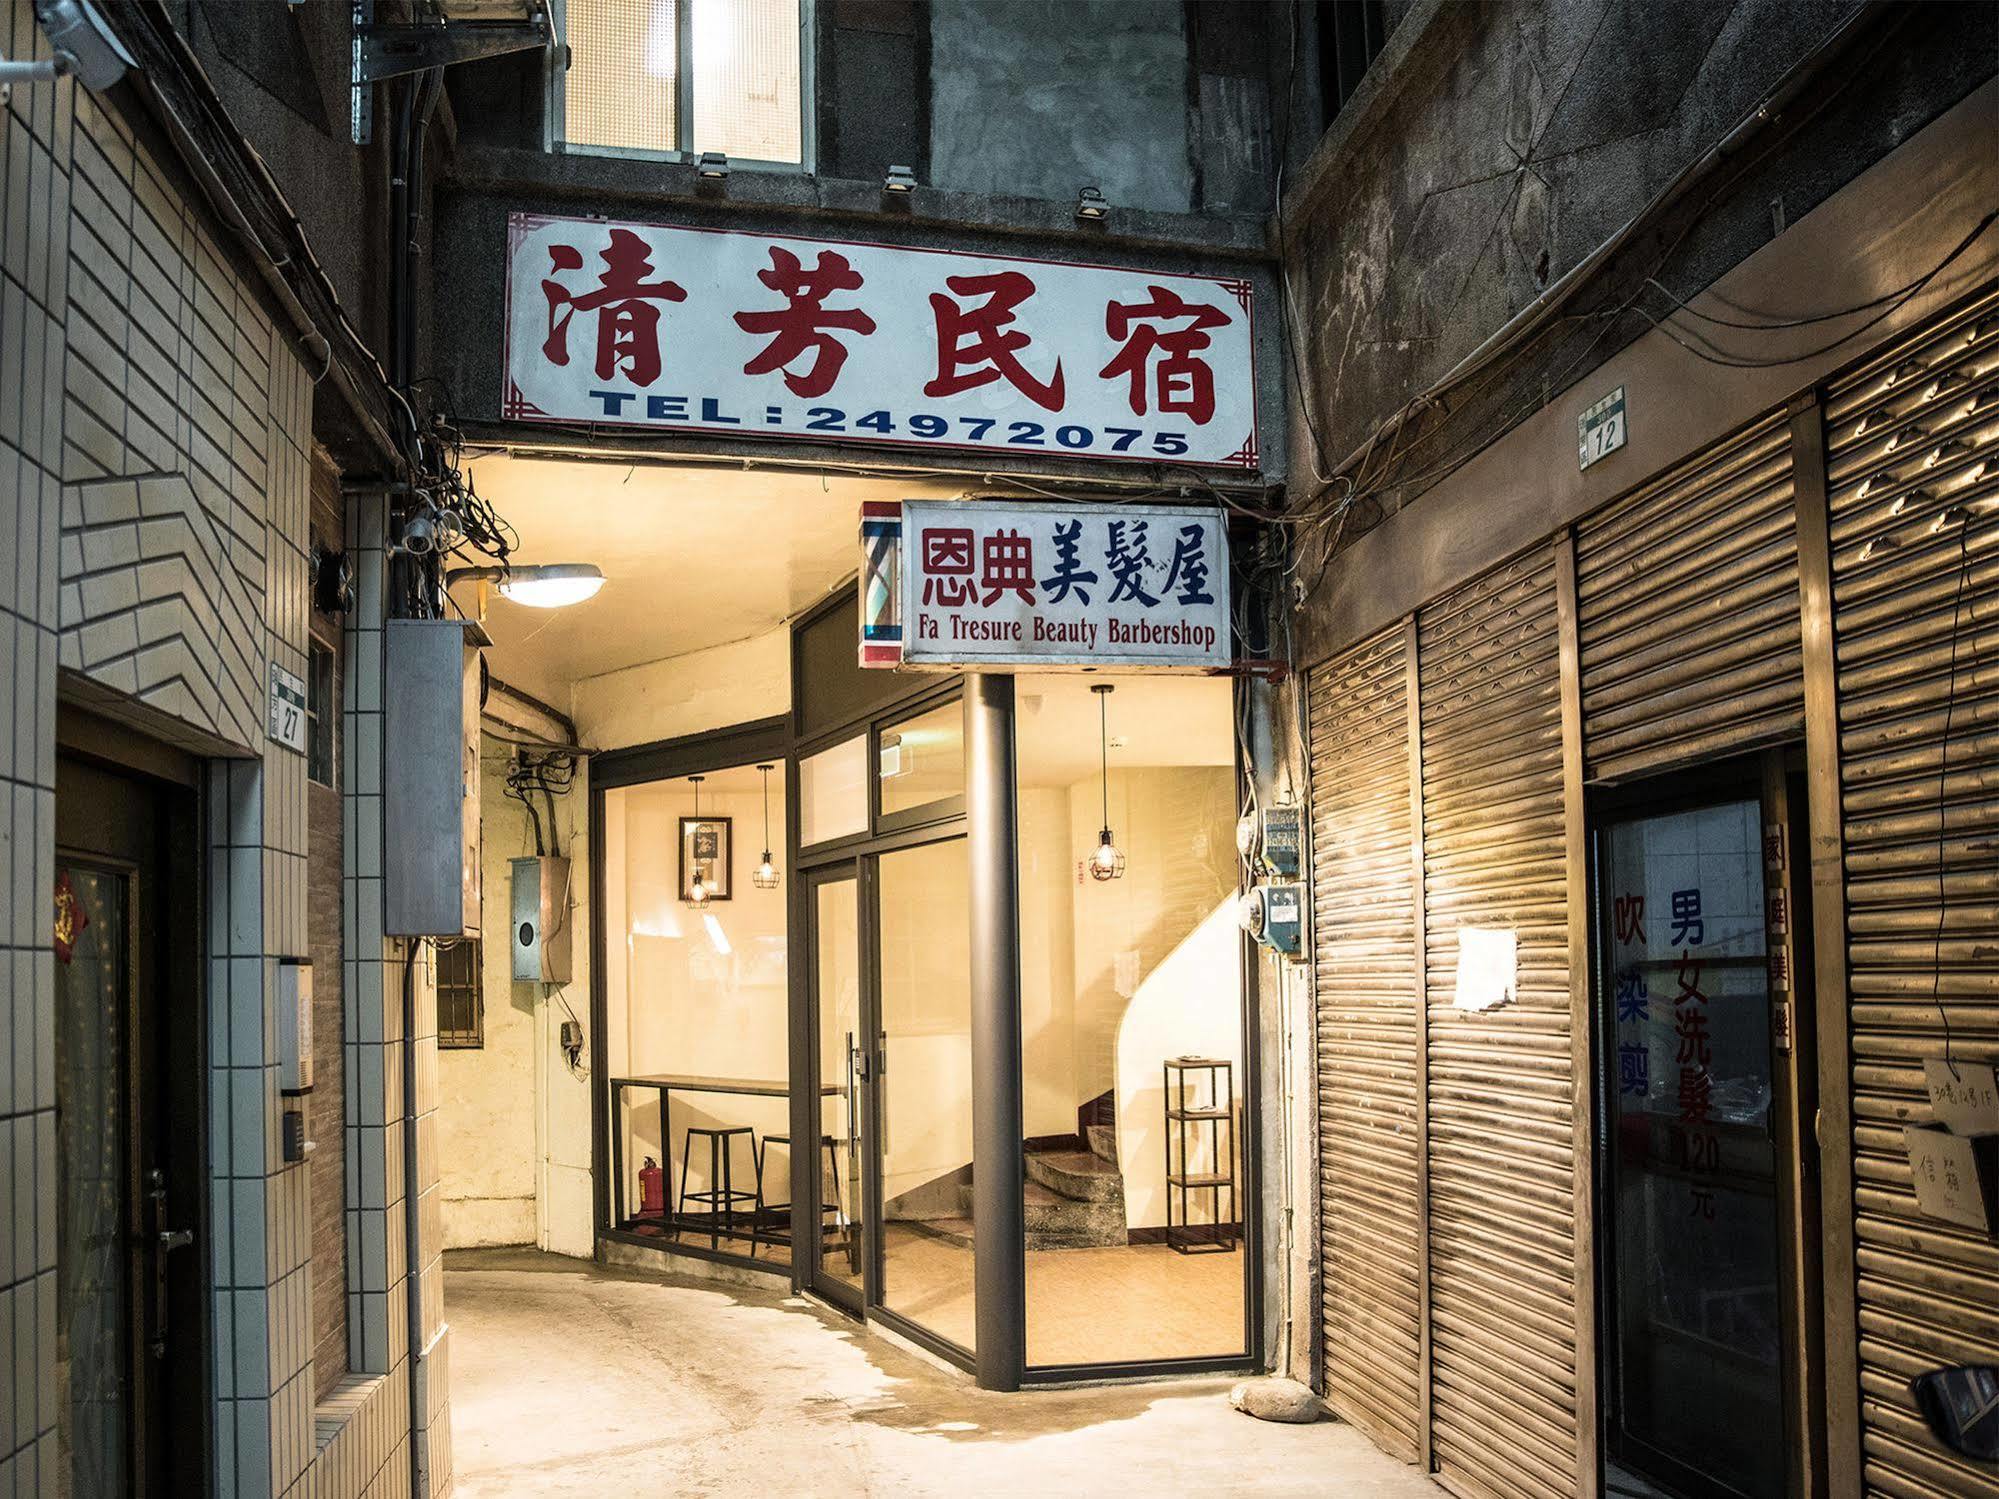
504,749 -> 578,859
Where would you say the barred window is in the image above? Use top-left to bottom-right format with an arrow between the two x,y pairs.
557,0 -> 809,167
436,940 -> 484,1049
307,638 -> 336,788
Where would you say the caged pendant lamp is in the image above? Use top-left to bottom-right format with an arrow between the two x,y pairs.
752,764 -> 780,889
1089,684 -> 1126,881
688,775 -> 709,904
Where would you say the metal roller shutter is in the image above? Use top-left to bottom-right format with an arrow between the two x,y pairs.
1418,547 -> 1579,1499
1575,413 -> 1801,782
1308,624 -> 1423,1460
1823,286 -> 1999,1499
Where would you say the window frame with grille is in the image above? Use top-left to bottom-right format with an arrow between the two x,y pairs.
436,938 -> 485,1049
547,0 -> 818,172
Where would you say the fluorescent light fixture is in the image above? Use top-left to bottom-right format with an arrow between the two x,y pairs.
883,164 -> 917,194
1075,186 -> 1109,221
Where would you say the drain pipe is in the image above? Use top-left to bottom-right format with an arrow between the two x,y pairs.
391,63 -> 446,1498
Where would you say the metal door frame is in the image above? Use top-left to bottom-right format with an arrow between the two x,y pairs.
798,859 -> 867,1315
1585,750 -> 1815,1499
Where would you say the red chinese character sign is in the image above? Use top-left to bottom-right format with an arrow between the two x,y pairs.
878,501 -> 1231,671
504,212 -> 1259,469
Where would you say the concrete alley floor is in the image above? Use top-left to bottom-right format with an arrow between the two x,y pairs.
444,1249 -> 1443,1498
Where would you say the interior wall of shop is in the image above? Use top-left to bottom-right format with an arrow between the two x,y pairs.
1280,0 -> 1997,530
601,778 -> 793,1200
0,16 -> 443,1492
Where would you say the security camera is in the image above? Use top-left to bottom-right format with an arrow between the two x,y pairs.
32,0 -> 133,90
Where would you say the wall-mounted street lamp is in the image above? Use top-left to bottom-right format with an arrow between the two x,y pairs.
696,151 -> 729,180
1089,684 -> 1126,881
1075,185 -> 1110,223
447,563 -> 605,610
883,164 -> 917,196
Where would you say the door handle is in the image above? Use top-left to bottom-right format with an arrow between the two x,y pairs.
145,1169 -> 194,1361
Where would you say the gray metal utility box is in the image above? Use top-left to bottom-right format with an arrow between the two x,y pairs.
510,856 -> 573,983
384,619 -> 482,936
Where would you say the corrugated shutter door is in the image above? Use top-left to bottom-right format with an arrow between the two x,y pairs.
1575,413 -> 1801,781
1418,547 -> 1579,1499
1823,287 -> 1999,1499
1308,625 -> 1423,1459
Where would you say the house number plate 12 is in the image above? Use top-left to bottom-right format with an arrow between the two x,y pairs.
1579,385 -> 1628,470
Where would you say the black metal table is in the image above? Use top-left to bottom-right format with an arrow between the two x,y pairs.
609,1073 -> 836,1241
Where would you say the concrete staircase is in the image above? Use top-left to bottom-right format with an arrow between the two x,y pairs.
908,1126 -> 1129,1250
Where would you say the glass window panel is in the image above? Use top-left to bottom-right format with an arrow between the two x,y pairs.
1011,674 -> 1248,1367
799,735 -> 867,846
879,699 -> 963,818
603,765 -> 791,1265
1600,797 -> 1782,1498
55,867 -> 130,1497
814,877 -> 864,1293
878,838 -> 975,1353
565,0 -> 681,155
690,0 -> 803,163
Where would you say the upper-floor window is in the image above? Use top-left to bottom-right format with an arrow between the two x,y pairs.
554,0 -> 811,168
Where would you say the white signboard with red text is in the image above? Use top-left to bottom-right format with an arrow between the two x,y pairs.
889,500 -> 1231,671
502,211 -> 1259,469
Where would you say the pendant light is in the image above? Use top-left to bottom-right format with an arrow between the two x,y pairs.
752,763 -> 780,889
687,774 -> 709,904
1089,683 -> 1126,881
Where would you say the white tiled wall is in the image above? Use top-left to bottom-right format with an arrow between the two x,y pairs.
0,3 -> 447,1494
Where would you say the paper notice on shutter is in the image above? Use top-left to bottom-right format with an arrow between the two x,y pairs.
1454,926 -> 1518,1012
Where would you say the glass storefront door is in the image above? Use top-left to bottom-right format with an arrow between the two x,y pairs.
807,868 -> 865,1309
1596,789 -> 1785,1499
874,835 -> 975,1357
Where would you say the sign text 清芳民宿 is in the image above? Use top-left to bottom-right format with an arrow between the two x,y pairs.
503,213 -> 1259,469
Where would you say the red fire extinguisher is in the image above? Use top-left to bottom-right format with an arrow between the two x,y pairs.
638,1156 -> 665,1218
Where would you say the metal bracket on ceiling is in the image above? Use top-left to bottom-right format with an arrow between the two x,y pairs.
354,14 -> 549,85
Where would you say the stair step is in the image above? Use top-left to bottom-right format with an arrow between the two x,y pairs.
1025,1149 -> 1124,1203
1086,1123 -> 1118,1164
954,1178 -> 1128,1250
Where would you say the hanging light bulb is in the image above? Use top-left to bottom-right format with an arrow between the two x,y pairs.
688,775 -> 709,904
752,763 -> 781,890
1089,684 -> 1126,882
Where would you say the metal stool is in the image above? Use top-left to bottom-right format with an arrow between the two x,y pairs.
749,1133 -> 845,1263
676,1125 -> 758,1250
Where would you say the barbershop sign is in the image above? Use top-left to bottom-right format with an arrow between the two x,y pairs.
862,500 -> 1232,671
502,211 -> 1259,469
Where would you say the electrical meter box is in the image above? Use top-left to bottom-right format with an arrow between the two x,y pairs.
1236,805 -> 1304,878
511,856 -> 573,983
1241,883 -> 1306,958
385,620 -> 482,937
1259,806 -> 1303,878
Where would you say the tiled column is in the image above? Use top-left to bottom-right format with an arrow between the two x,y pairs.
341,490 -> 452,1498
0,3 -> 70,1489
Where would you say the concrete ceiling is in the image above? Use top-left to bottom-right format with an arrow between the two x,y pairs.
452,453 -> 959,706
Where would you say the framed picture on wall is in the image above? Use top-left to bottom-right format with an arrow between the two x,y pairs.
679,815 -> 732,901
